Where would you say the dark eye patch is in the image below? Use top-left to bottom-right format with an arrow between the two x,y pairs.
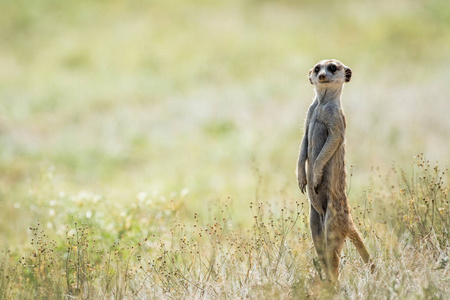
314,66 -> 320,73
328,64 -> 337,73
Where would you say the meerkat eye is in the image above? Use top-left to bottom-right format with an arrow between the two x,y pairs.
314,66 -> 320,73
328,64 -> 337,73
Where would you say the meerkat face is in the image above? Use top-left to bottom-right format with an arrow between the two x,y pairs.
308,59 -> 352,86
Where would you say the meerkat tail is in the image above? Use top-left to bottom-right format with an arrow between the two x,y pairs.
348,227 -> 370,264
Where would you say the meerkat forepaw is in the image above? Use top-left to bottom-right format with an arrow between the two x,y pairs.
313,173 -> 322,194
297,167 -> 307,193
314,183 -> 319,194
298,176 -> 307,194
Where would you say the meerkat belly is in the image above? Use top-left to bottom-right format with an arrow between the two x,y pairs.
328,144 -> 348,202
306,119 -> 329,214
308,119 -> 328,162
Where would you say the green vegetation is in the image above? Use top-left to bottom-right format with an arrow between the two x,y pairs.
1,0 -> 449,298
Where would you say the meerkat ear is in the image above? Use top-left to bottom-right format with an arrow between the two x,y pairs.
345,67 -> 352,82
308,69 -> 313,84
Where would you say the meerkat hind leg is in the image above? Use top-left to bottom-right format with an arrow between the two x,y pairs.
310,205 -> 327,273
324,211 -> 346,283
325,231 -> 345,283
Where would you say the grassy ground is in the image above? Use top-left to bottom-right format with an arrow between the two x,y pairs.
1,0 -> 449,298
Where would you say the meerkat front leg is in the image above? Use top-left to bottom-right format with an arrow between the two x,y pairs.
297,102 -> 317,193
297,133 -> 308,193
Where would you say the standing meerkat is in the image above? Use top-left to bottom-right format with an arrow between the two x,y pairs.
296,59 -> 372,282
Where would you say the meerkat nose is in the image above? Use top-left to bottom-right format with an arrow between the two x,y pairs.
319,74 -> 326,81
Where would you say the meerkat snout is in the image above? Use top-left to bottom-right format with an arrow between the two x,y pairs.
318,73 -> 326,82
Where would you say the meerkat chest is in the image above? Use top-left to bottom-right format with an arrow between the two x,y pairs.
308,109 -> 328,148
307,104 -> 345,149
310,104 -> 346,130
310,106 -> 328,124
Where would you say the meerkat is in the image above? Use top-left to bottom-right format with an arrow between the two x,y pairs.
296,59 -> 372,282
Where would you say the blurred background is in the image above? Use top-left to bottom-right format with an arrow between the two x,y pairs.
1,0 -> 449,246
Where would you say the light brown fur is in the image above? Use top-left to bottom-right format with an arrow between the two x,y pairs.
296,59 -> 373,282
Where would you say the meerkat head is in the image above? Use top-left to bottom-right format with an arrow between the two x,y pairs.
308,59 -> 352,87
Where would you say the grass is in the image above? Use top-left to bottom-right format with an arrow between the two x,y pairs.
0,156 -> 448,299
1,0 -> 450,298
